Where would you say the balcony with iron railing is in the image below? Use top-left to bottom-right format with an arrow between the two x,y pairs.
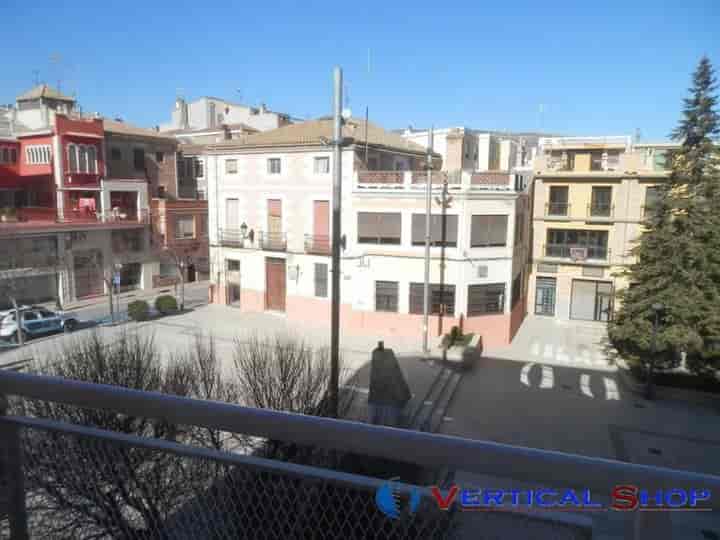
543,243 -> 610,263
354,170 -> 517,193
258,231 -> 287,252
545,202 -> 571,219
218,228 -> 251,249
0,207 -> 149,234
304,234 -> 331,255
0,369 -> 718,539
587,203 -> 614,221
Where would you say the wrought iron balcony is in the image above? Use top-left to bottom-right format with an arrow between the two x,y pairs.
546,202 -> 571,217
218,228 -> 250,249
544,243 -> 609,261
304,234 -> 331,255
258,231 -> 287,252
588,203 -> 614,220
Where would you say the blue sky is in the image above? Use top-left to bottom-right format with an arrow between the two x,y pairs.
3,0 -> 718,140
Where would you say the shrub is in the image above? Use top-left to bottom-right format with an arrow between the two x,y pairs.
127,299 -> 150,321
155,294 -> 178,315
450,325 -> 462,345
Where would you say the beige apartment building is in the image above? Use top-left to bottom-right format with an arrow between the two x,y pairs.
528,136 -> 676,322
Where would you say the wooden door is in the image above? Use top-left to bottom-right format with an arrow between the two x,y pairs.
265,258 -> 286,311
267,199 -> 282,233
312,200 -> 329,253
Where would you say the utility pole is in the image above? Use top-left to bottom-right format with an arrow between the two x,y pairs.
437,178 -> 449,337
422,129 -> 434,356
329,67 -> 343,418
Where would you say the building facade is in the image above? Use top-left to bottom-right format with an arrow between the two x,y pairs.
204,118 -> 532,347
528,136 -> 676,322
0,85 -> 208,308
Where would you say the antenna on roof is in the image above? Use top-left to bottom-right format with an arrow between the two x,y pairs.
50,53 -> 63,93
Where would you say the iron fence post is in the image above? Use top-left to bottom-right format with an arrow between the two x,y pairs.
0,394 -> 28,540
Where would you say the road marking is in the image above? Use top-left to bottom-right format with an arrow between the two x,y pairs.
539,365 -> 554,389
604,377 -> 620,400
580,374 -> 594,398
520,363 -> 534,386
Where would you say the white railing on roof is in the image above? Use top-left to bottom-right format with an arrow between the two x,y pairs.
539,136 -> 632,149
354,170 -> 518,193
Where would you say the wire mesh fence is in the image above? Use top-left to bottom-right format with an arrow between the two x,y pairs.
2,421 -> 457,540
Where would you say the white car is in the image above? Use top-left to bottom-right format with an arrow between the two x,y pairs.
0,306 -> 79,343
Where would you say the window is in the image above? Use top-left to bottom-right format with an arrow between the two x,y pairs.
133,148 -> 145,171
78,145 -> 88,173
357,212 -> 401,245
314,263 -> 328,297
111,147 -> 122,160
514,211 -> 524,246
25,145 -> 52,165
546,229 -> 608,259
1,148 -> 8,163
511,273 -> 522,307
10,148 -> 17,163
267,158 -> 281,174
159,263 -> 176,277
468,283 -> 505,316
644,186 -> 661,216
314,156 -> 330,174
198,216 -> 207,236
225,159 -> 238,174
226,259 -> 240,271
156,151 -> 164,163
375,281 -> 399,312
177,158 -> 185,177
175,216 -> 195,239
470,215 -> 508,247
68,144 -> 78,172
411,214 -> 458,247
194,158 -> 204,177
590,187 -> 612,217
22,312 -> 38,322
87,146 -> 97,173
548,186 -> 569,215
409,283 -> 455,316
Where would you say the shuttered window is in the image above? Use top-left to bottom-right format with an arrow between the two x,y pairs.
411,214 -> 458,247
357,212 -> 401,245
375,281 -> 399,312
468,283 -> 505,316
314,263 -> 328,298
470,215 -> 508,247
409,283 -> 455,316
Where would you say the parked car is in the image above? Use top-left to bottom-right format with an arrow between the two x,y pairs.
0,306 -> 79,343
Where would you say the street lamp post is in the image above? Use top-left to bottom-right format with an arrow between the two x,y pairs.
645,303 -> 664,400
114,263 -> 123,322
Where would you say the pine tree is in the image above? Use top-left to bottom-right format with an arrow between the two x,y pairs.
610,57 -> 720,374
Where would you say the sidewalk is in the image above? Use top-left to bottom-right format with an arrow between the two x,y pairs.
51,281 -> 210,313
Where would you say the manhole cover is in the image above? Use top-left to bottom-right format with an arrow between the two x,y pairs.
648,447 -> 662,456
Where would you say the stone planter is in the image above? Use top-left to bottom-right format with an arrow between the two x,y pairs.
436,334 -> 482,369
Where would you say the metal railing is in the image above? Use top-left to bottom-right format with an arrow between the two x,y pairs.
218,228 -> 250,249
304,234 -> 331,255
357,171 -> 405,184
0,370 -> 718,539
546,202 -> 570,217
544,244 -> 609,260
588,203 -> 614,219
258,231 -> 287,252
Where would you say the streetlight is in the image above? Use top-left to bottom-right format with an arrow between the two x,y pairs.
645,302 -> 664,400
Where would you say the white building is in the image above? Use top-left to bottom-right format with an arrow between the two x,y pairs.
203,118 -> 532,347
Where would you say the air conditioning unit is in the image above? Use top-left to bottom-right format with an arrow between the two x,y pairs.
477,265 -> 488,278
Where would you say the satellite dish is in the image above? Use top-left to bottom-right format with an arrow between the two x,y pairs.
341,108 -> 352,120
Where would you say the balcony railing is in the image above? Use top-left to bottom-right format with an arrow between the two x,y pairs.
258,231 -> 287,252
544,244 -> 609,261
218,228 -> 250,248
1,370 -> 718,539
304,234 -> 330,255
546,202 -> 570,217
588,203 -> 614,219
355,170 -> 518,192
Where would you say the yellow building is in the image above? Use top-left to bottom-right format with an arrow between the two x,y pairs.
528,136 -> 677,322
